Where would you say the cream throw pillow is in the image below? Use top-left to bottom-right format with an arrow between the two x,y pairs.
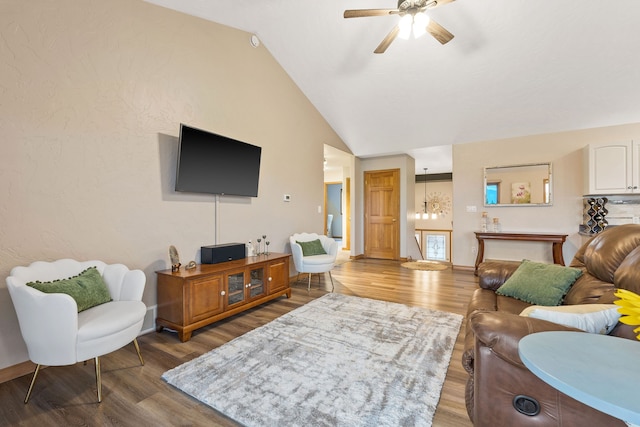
519,304 -> 621,334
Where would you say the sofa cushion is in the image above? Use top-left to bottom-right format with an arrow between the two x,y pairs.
26,267 -> 112,312
296,239 -> 327,256
519,304 -> 620,334
496,260 -> 582,306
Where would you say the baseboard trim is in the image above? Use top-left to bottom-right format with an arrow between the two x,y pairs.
140,305 -> 157,335
0,360 -> 36,384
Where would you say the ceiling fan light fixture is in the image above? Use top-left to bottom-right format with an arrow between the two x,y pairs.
413,12 -> 430,38
398,14 -> 413,40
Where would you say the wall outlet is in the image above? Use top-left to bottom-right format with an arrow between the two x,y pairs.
466,205 -> 477,212
634,216 -> 640,224
471,246 -> 477,254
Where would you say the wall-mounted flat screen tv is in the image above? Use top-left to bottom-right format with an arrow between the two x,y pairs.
175,124 -> 262,197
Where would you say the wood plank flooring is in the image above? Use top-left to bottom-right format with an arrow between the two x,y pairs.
0,259 -> 477,427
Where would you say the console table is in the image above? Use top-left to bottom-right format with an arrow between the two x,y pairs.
156,253 -> 291,342
519,331 -> 640,426
474,231 -> 568,275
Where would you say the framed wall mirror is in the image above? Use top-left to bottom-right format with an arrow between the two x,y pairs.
484,162 -> 553,207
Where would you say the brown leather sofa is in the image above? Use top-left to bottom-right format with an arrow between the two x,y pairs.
462,224 -> 640,426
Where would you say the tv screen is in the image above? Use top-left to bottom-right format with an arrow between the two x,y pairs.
175,124 -> 262,197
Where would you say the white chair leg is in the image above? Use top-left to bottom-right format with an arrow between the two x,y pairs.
95,356 -> 102,403
133,338 -> 144,366
24,364 -> 41,404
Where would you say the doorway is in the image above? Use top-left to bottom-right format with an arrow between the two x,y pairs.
324,182 -> 342,238
324,145 -> 353,251
364,169 -> 400,260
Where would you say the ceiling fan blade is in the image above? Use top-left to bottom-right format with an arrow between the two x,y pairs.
344,9 -> 397,18
374,25 -> 400,54
426,19 -> 454,44
426,0 -> 455,8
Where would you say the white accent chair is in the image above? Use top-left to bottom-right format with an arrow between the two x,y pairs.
6,259 -> 146,403
289,233 -> 338,291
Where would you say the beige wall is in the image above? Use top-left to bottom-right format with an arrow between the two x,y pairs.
0,0 -> 349,370
452,123 -> 640,268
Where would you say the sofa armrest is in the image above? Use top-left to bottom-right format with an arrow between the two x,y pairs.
289,239 -> 303,271
323,237 -> 338,259
469,311 -> 583,369
477,260 -> 521,291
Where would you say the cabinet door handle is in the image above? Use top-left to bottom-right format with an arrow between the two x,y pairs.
220,291 -> 226,296
268,277 -> 272,281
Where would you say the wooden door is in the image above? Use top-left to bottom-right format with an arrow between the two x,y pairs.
364,169 -> 400,260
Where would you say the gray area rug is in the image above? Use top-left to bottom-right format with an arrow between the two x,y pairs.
162,293 -> 463,427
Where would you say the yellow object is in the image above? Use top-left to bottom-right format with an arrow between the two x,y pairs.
613,289 -> 640,340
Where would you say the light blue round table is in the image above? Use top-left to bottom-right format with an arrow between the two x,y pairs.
519,331 -> 640,426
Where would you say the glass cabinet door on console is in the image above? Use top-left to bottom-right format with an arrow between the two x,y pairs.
225,267 -> 267,307
248,267 -> 266,300
226,270 -> 246,307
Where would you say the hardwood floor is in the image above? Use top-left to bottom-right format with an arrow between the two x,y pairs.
0,259 -> 477,427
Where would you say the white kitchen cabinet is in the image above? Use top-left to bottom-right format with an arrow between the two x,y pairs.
584,141 -> 640,195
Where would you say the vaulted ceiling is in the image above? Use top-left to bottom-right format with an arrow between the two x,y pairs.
145,0 -> 640,173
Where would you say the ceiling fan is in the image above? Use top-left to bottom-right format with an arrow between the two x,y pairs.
344,0 -> 455,53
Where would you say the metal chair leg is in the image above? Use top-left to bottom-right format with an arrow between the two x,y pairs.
296,272 -> 301,284
95,357 -> 102,403
133,338 -> 144,366
308,273 -> 312,291
24,364 -> 41,404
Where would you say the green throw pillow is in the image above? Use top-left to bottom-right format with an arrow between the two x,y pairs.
27,267 -> 112,312
297,239 -> 327,256
496,260 -> 582,306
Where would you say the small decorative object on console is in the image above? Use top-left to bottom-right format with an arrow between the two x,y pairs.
169,245 -> 181,272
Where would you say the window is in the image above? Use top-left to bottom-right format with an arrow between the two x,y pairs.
426,234 -> 447,261
486,182 -> 500,205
